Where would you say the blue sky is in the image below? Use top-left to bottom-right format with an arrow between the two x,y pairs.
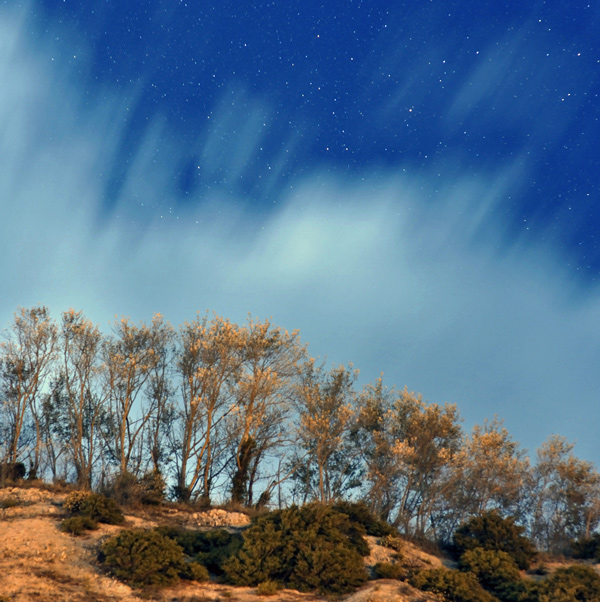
1,1 -> 599,463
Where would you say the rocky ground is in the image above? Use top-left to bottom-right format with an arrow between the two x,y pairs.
0,486 -> 440,602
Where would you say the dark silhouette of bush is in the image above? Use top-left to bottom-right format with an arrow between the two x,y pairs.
138,469 -> 166,505
538,565 -> 600,602
372,561 -> 406,580
60,516 -> 99,536
99,529 -> 186,588
181,561 -> 210,582
332,500 -> 396,536
452,512 -> 536,570
571,534 -> 600,561
224,503 -> 369,594
156,527 -> 243,576
410,568 -> 498,602
0,462 -> 26,483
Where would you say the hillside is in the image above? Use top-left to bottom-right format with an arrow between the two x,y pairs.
0,486 -> 440,602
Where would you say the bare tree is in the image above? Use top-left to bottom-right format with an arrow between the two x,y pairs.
530,435 -> 600,552
436,417 -> 530,542
174,314 -> 244,503
53,309 -> 110,488
355,384 -> 462,538
103,314 -> 173,476
227,317 -> 305,506
0,306 -> 58,473
291,360 -> 360,504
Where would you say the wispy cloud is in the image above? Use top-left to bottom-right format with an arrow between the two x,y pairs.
2,5 -> 599,463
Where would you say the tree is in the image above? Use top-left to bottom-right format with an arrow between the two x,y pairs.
438,417 -> 530,541
356,383 -> 462,537
290,360 -> 361,503
530,435 -> 600,553
54,309 -> 109,488
174,314 -> 245,502
355,377 -> 403,522
0,306 -> 58,472
103,314 -> 173,477
227,317 -> 305,506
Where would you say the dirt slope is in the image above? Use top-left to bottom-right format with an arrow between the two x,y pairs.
0,486 -> 438,602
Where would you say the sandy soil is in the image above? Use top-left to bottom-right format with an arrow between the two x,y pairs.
0,486 -> 439,602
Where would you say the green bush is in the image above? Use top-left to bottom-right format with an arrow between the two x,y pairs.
256,580 -> 280,596
538,565 -> 600,602
224,503 -> 369,594
99,529 -> 186,588
182,561 -> 210,582
452,512 -> 537,570
63,491 -> 124,525
332,500 -> 396,536
156,527 -> 243,576
372,562 -> 406,580
459,548 -> 521,590
63,491 -> 90,515
380,534 -> 404,556
410,568 -> 498,602
80,493 -> 124,525
60,516 -> 99,536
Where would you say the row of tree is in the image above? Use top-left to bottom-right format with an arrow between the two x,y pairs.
1,306 -> 599,553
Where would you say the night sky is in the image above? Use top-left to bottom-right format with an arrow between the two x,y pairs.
1,1 -> 599,463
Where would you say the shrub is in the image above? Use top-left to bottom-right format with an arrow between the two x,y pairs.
452,512 -> 537,570
63,491 -> 90,515
0,461 -> 26,482
459,548 -> 521,591
182,561 -> 210,582
332,500 -> 396,536
80,493 -> 124,525
63,491 -> 124,525
99,529 -> 185,588
0,497 -> 21,509
139,469 -> 166,505
380,534 -> 404,556
410,568 -> 498,602
372,562 -> 406,580
224,503 -> 369,594
538,565 -> 600,602
256,580 -> 279,596
570,534 -> 600,561
60,516 -> 99,536
156,527 -> 243,576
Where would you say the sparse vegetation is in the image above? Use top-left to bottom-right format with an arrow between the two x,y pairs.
2,305 -> 600,601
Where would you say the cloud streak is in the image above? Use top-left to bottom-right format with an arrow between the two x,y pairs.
2,5 -> 600,464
